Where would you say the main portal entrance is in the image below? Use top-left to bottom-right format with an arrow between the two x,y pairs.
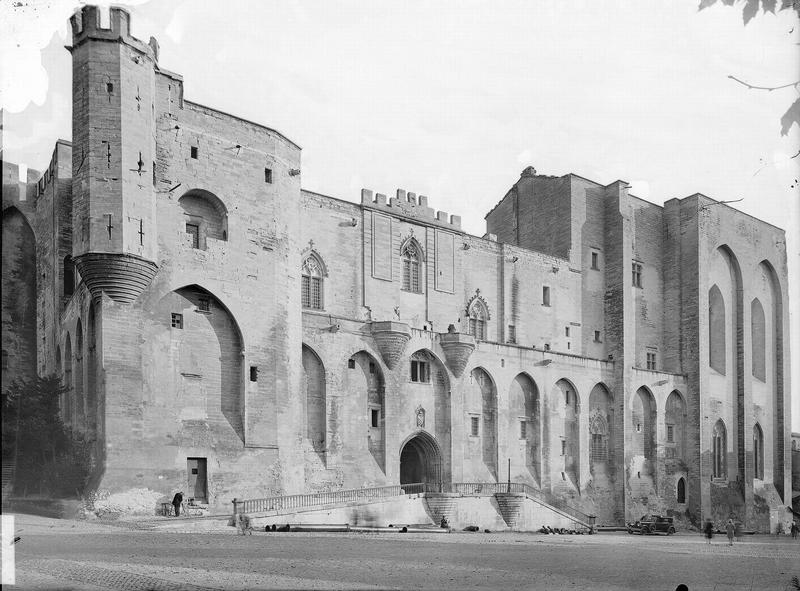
399,431 -> 442,485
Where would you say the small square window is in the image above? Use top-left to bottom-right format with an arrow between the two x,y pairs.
106,82 -> 114,93
542,286 -> 551,307
371,408 -> 379,428
198,298 -> 211,312
591,252 -> 599,270
348,358 -> 356,369
250,366 -> 258,382
190,146 -> 198,159
594,330 -> 602,342
520,420 -> 527,439
470,416 -> 480,437
186,223 -> 200,249
171,313 -> 183,329
265,168 -> 272,183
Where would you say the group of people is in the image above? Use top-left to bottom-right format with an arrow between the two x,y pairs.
703,518 -> 741,545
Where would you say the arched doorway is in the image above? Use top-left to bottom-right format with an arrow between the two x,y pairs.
399,431 -> 442,485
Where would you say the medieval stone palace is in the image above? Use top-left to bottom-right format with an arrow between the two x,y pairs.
1,6 -> 792,530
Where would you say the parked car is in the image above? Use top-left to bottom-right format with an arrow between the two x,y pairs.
627,515 -> 676,535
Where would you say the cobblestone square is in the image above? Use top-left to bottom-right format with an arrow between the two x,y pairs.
8,515 -> 799,590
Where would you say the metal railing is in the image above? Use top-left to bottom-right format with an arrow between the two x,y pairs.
233,480 -> 592,527
232,482 -> 426,515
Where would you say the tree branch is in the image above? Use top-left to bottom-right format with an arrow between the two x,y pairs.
728,75 -> 799,91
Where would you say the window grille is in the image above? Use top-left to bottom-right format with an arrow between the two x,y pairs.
519,420 -> 527,439
171,313 -> 183,329
410,359 -> 430,383
401,242 -> 421,293
667,424 -> 674,443
471,416 -> 480,436
591,433 -> 607,462
646,351 -> 657,370
591,252 -> 599,270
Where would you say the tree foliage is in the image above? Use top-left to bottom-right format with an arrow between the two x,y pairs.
2,375 -> 92,497
700,0 -> 800,136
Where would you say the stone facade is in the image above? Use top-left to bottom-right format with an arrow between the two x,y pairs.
0,5 -> 792,529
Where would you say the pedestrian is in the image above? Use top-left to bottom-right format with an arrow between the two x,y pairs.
172,491 -> 183,517
704,519 -> 713,544
734,520 -> 742,543
725,519 -> 735,546
791,521 -> 798,540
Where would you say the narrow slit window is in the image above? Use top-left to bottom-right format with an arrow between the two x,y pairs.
190,146 -> 198,159
594,330 -> 602,342
591,251 -> 599,270
250,366 -> 258,382
265,168 -> 273,183
519,420 -> 527,439
632,262 -> 643,288
470,416 -> 480,436
542,286 -> 551,307
371,408 -> 379,428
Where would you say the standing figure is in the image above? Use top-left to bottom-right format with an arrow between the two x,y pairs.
734,520 -> 742,542
172,491 -> 184,517
790,521 -> 798,539
725,519 -> 735,546
704,519 -> 714,544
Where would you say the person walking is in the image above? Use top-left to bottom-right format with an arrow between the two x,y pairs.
172,491 -> 184,517
791,521 -> 799,540
725,519 -> 735,546
704,519 -> 714,544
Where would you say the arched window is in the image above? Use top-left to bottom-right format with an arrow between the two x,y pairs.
677,477 -> 686,503
467,299 -> 488,340
753,423 -> 764,480
708,285 -> 725,374
301,253 -> 325,310
64,255 -> 75,297
401,240 -> 422,293
712,420 -> 727,479
751,298 -> 766,381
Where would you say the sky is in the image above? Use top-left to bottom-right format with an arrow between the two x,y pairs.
2,0 -> 799,428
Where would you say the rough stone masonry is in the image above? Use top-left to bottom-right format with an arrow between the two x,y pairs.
0,5 -> 792,531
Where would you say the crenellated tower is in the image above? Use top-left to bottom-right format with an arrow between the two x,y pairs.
69,6 -> 159,303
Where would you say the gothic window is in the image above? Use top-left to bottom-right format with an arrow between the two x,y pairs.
468,299 -> 488,340
712,419 -> 727,479
751,298 -> 766,381
401,240 -> 422,293
301,254 -> 324,310
589,414 -> 608,462
753,423 -> 764,480
677,477 -> 686,503
709,285 -> 726,374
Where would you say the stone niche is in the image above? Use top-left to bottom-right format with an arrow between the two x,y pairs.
437,331 -> 475,377
369,321 -> 411,370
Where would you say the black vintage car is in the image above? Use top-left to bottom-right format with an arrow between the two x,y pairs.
627,515 -> 676,535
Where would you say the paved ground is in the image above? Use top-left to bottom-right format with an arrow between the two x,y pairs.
5,514 -> 799,590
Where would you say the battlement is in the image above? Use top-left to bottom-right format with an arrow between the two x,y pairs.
361,188 -> 461,230
70,5 -> 159,62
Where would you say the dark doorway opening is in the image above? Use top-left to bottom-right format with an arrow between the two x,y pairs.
399,432 -> 442,486
187,457 -> 207,503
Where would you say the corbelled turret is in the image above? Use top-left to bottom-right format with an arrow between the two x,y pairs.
70,6 -> 159,303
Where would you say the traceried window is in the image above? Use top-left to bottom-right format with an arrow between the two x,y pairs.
301,254 -> 324,310
468,299 -> 488,340
401,241 -> 422,293
712,420 -> 727,479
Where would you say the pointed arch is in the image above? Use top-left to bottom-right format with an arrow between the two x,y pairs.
466,295 -> 490,341
400,237 -> 424,293
510,372 -> 540,482
468,366 -> 498,481
64,333 -> 73,426
553,378 -> 580,486
633,386 -> 657,471
708,284 -> 725,374
588,383 -> 613,474
302,344 -> 326,454
677,477 -> 686,504
712,419 -> 727,479
347,350 -> 386,473
399,430 -> 442,485
753,423 -> 764,480
75,319 -> 85,432
408,348 -> 451,482
665,390 -> 686,461
301,251 -> 326,310
750,298 -> 766,381
759,259 -> 786,499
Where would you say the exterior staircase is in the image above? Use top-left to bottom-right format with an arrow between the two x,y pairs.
493,492 -> 525,529
422,493 -> 459,525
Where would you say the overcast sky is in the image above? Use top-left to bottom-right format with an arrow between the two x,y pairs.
2,0 -> 799,428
